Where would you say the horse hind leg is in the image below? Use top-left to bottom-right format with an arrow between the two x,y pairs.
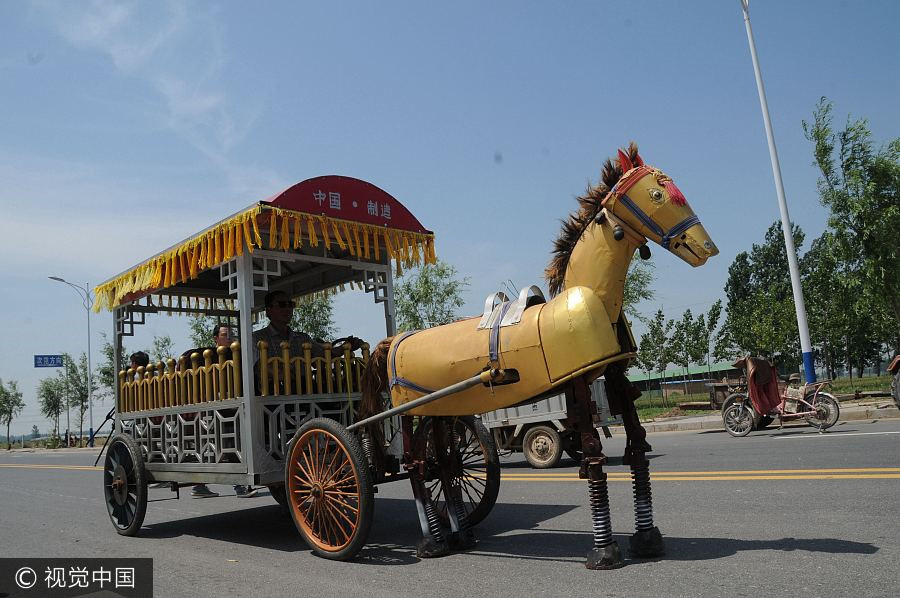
402,416 -> 449,558
432,417 -> 476,550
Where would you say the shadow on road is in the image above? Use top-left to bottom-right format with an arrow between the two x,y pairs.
138,493 -> 877,568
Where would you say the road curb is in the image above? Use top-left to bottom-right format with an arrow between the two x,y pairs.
610,402 -> 900,435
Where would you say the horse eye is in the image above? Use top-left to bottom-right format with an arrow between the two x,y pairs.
649,189 -> 663,202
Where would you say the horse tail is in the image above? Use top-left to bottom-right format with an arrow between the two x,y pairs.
358,336 -> 394,458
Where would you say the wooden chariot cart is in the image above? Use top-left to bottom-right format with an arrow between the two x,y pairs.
96,176 -> 500,559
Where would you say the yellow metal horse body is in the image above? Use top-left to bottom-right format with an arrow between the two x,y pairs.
384,149 -> 718,416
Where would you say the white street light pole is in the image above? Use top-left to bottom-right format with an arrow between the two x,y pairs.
739,0 -> 816,382
49,276 -> 95,446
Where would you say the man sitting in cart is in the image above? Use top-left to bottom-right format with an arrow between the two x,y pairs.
252,290 -> 363,361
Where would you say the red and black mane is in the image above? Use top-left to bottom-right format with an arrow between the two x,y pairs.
544,142 -> 641,297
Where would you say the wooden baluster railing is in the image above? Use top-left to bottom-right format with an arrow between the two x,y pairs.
324,344 -> 333,394
281,341 -> 292,395
303,343 -> 313,394
203,349 -> 214,404
191,352 -> 201,404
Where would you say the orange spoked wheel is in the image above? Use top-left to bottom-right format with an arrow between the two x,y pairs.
285,418 -> 373,561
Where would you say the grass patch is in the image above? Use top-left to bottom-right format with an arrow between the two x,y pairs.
827,375 -> 892,395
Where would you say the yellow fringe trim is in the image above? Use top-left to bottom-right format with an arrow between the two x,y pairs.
93,204 -> 435,312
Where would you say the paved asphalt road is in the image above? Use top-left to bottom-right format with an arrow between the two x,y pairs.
1,418 -> 898,598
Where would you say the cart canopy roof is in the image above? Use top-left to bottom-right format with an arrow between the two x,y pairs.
93,176 -> 435,312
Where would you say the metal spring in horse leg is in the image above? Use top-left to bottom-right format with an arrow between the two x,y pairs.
452,486 -> 471,535
359,429 -> 374,468
423,499 -> 445,543
631,463 -> 654,531
588,477 -> 614,548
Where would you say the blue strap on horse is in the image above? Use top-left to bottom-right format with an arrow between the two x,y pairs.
388,331 -> 436,395
618,193 -> 699,250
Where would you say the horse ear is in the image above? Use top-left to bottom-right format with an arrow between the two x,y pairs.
617,149 -> 634,173
633,153 -> 645,167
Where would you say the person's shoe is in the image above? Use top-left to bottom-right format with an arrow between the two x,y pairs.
234,485 -> 258,498
191,484 -> 218,498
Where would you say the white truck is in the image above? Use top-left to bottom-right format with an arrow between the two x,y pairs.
480,377 -> 622,468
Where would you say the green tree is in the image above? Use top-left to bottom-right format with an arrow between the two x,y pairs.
395,260 -> 469,331
37,376 -> 66,438
290,295 -> 337,341
635,332 -> 657,407
96,332 -> 127,400
670,309 -> 695,395
697,300 -> 723,376
719,221 -> 804,370
188,314 -> 216,348
0,379 -> 25,450
640,309 -> 674,407
623,259 -> 655,322
31,425 -> 39,440
151,335 -> 175,363
61,353 -> 97,447
803,97 -> 900,354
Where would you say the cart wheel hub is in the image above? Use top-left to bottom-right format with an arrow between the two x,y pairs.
533,437 -> 551,457
111,465 -> 128,504
311,483 -> 324,499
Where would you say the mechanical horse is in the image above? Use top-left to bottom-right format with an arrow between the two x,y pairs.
359,143 -> 718,569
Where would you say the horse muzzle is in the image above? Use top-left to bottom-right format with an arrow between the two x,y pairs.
668,221 -> 718,267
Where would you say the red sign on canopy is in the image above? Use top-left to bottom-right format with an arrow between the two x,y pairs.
264,176 -> 430,234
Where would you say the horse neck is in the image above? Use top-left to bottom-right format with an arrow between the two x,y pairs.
562,220 -> 638,323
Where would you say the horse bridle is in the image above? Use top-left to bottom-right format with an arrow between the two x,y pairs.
602,166 -> 700,250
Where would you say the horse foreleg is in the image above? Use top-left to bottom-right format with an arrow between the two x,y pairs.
568,377 -> 623,570
432,417 -> 476,550
607,364 -> 665,559
624,449 -> 665,558
402,416 -> 449,558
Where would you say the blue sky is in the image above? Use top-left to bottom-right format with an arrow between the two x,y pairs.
1,1 -> 897,436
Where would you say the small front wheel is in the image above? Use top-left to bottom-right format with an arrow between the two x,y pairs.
285,418 -> 373,560
723,403 -> 754,437
806,393 -> 840,430
522,425 -> 563,468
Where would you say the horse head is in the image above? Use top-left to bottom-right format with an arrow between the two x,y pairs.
602,149 -> 718,267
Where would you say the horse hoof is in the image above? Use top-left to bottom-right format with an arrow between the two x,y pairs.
629,527 -> 665,558
448,530 -> 477,551
585,542 -> 624,570
416,537 -> 450,558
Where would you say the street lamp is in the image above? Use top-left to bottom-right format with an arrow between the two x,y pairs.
49,276 -> 95,447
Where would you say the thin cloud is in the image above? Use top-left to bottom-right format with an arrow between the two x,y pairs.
33,0 -> 274,190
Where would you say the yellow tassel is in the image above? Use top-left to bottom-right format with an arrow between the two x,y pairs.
373,229 -> 381,260
251,212 -> 263,247
320,216 -> 332,250
293,216 -> 302,248
269,212 -> 279,248
238,219 -> 250,254
235,223 -> 244,256
280,215 -> 290,251
382,229 -> 394,259
331,220 -> 346,250
362,225 -> 370,258
342,222 -> 355,255
306,216 -> 319,246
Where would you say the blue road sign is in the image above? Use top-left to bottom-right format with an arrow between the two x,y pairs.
34,355 -> 64,368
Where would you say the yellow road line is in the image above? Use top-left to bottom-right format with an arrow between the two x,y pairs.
0,464 -> 101,471
498,467 -> 900,478
500,474 -> 900,482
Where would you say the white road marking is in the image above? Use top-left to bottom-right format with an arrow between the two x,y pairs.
773,430 -> 900,439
